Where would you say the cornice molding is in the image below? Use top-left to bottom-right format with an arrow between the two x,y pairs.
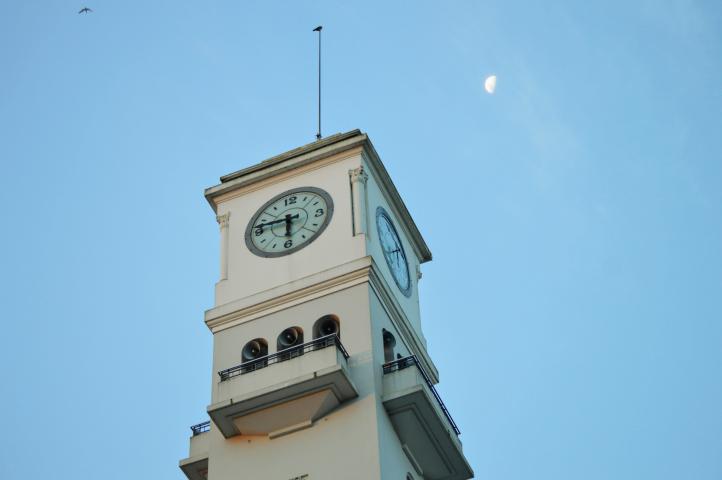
209,148 -> 362,208
220,130 -> 363,184
205,257 -> 373,333
204,133 -> 366,212
204,130 -> 432,263
203,256 -> 439,384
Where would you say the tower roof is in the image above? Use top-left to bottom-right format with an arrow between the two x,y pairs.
205,129 -> 432,263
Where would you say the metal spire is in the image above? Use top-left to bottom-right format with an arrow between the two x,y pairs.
313,26 -> 322,140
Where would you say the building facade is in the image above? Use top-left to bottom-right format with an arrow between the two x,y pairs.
179,130 -> 474,480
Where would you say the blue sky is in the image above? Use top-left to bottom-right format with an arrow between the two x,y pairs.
1,1 -> 721,479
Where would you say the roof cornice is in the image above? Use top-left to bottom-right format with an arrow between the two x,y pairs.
204,129 -> 431,263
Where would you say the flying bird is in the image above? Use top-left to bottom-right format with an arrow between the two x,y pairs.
78,7 -> 93,14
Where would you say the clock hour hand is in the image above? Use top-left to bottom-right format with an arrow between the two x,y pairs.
383,247 -> 403,269
284,214 -> 294,236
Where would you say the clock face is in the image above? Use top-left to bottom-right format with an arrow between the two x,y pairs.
245,187 -> 334,258
376,207 -> 411,297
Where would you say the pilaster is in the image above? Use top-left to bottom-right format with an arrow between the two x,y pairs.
216,212 -> 231,281
349,166 -> 369,236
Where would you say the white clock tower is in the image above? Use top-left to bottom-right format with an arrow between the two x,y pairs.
179,130 -> 474,480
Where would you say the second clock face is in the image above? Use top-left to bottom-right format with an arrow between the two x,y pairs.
376,207 -> 411,297
245,187 -> 334,258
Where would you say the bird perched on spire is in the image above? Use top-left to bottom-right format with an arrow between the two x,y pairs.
78,7 -> 93,14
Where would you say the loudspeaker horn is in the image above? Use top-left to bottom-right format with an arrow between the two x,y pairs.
242,340 -> 265,361
383,329 -> 396,347
278,327 -> 302,349
319,317 -> 339,337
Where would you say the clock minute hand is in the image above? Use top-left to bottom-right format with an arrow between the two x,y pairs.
255,218 -> 284,229
255,214 -> 299,231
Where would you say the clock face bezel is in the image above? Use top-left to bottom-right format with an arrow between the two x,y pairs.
244,186 -> 334,258
376,206 -> 412,297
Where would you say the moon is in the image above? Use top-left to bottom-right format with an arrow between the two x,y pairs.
484,75 -> 497,94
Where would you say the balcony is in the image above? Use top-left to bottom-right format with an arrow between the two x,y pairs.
208,335 -> 358,438
382,356 -> 474,480
179,421 -> 210,480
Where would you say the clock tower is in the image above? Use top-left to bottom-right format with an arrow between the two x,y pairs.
179,130 -> 474,480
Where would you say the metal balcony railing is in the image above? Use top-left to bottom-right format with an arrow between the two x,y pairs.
190,420 -> 210,436
383,355 -> 461,435
218,334 -> 350,382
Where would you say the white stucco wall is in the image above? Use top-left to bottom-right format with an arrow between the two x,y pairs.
213,151 -> 366,308
187,133 -> 455,479
206,284 -> 387,480
362,156 -> 425,342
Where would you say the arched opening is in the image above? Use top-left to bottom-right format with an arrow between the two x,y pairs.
277,326 -> 304,360
313,314 -> 340,340
241,338 -> 268,373
383,329 -> 396,363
